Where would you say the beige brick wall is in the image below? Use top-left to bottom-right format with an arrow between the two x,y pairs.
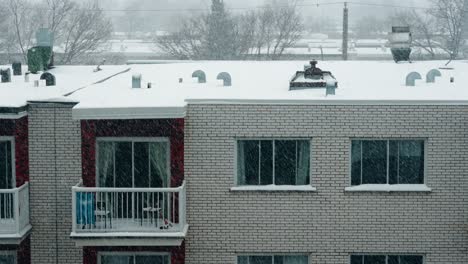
28,103 -> 82,264
184,104 -> 468,264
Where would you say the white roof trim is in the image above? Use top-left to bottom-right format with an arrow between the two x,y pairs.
185,99 -> 468,105
0,111 -> 28,119
72,106 -> 186,120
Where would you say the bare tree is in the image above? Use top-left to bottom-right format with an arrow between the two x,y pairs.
430,0 -> 468,60
59,2 -> 113,64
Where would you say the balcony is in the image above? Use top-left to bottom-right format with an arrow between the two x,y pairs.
70,181 -> 188,246
0,182 -> 31,244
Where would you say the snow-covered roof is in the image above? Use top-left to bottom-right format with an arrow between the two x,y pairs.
0,65 -> 129,109
2,60 -> 468,120
70,60 -> 468,119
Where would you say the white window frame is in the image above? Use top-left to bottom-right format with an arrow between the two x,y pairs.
0,137 -> 15,189
237,254 -> 310,264
349,254 -> 425,264
346,138 -> 430,192
0,250 -> 17,264
97,251 -> 171,264
95,137 -> 171,188
232,138 -> 316,192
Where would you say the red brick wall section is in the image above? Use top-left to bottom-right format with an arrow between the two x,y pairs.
0,117 -> 29,186
81,119 -> 184,187
83,243 -> 185,264
80,119 -> 185,264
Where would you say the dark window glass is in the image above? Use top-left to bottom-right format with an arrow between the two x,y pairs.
399,255 -> 423,264
351,140 -> 425,185
250,256 -> 272,264
388,141 -> 399,184
0,141 -> 12,189
361,141 -> 387,184
115,142 -> 133,188
275,140 -> 297,185
238,141 -> 260,185
135,255 -> 167,264
351,255 -> 363,264
351,141 -> 362,186
238,140 -> 310,186
260,141 -> 273,185
364,255 -> 386,264
398,141 -> 424,184
134,142 -> 149,188
238,256 -> 249,264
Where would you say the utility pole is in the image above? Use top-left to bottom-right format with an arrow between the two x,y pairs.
342,2 -> 349,61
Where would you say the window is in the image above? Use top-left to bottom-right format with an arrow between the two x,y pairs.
0,139 -> 13,189
351,140 -> 425,185
0,251 -> 16,264
237,140 -> 310,186
97,139 -> 169,188
351,255 -> 423,264
100,253 -> 169,264
238,255 -> 309,264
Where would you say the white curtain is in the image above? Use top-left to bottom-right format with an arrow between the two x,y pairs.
237,141 -> 246,185
97,141 -> 114,187
149,142 -> 168,187
296,141 -> 310,185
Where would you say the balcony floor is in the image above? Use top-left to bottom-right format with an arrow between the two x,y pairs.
76,218 -> 183,233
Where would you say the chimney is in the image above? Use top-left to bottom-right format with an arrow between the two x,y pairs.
132,74 -> 142,88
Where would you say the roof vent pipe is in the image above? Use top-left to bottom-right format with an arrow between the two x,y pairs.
406,72 -> 422,86
426,69 -> 441,83
217,72 -> 232,86
34,80 -> 39,87
192,70 -> 206,83
24,72 -> 30,83
132,73 -> 142,88
326,80 -> 336,96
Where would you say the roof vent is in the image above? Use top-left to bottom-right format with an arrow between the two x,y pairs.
132,73 -> 142,88
192,70 -> 206,83
40,72 -> 56,86
426,69 -> 441,83
25,72 -> 30,83
217,72 -> 232,86
406,72 -> 422,86
326,80 -> 336,96
12,62 -> 22,76
290,60 -> 337,91
0,68 -> 11,83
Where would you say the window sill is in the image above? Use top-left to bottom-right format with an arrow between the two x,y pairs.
345,184 -> 432,192
230,185 -> 317,192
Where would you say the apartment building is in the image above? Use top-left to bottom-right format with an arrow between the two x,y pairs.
0,60 -> 467,264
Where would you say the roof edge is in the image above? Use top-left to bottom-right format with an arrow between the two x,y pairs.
72,106 -> 186,120
185,99 -> 468,105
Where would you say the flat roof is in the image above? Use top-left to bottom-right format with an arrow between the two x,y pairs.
2,61 -> 467,120
70,60 -> 468,119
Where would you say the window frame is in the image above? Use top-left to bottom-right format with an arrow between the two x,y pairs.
348,138 -> 428,186
234,138 -> 312,187
97,251 -> 170,264
95,137 -> 171,188
0,136 -> 15,189
0,250 -> 17,264
237,253 -> 310,264
349,254 -> 425,264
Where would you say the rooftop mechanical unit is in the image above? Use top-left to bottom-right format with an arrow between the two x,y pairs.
389,26 -> 412,63
289,60 -> 337,91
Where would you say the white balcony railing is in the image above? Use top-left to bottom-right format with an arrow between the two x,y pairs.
0,182 -> 30,236
72,181 -> 186,235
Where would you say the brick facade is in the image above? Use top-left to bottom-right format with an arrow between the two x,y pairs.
184,104 -> 468,264
28,103 -> 82,264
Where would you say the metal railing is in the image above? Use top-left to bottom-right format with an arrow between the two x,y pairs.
72,181 -> 186,234
0,182 -> 30,235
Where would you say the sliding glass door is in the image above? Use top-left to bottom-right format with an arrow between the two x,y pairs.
97,139 -> 169,189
